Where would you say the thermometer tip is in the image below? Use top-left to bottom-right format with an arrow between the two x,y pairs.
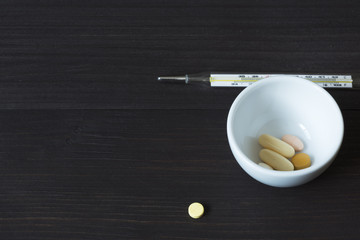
157,75 -> 187,83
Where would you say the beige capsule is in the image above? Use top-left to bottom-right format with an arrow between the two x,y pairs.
258,162 -> 274,170
259,149 -> 294,171
258,134 -> 295,158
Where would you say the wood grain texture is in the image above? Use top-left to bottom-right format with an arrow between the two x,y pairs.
0,0 -> 359,109
1,0 -> 360,239
0,110 -> 359,239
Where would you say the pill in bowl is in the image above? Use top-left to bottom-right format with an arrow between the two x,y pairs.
282,134 -> 304,152
259,134 -> 295,158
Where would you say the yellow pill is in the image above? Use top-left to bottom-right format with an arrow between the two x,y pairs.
259,149 -> 294,171
258,162 -> 274,170
188,202 -> 204,219
291,153 -> 311,170
259,134 -> 295,158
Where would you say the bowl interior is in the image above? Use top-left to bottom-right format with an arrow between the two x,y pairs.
229,77 -> 343,171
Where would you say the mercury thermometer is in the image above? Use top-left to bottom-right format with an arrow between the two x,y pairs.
158,72 -> 356,88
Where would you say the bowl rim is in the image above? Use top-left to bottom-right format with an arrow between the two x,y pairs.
227,76 -> 344,177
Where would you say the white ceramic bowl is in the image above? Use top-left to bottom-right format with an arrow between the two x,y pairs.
227,76 -> 344,187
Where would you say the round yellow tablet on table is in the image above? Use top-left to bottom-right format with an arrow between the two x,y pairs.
188,202 -> 204,219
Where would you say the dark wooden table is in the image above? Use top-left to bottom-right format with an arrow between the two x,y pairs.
1,0 -> 360,239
